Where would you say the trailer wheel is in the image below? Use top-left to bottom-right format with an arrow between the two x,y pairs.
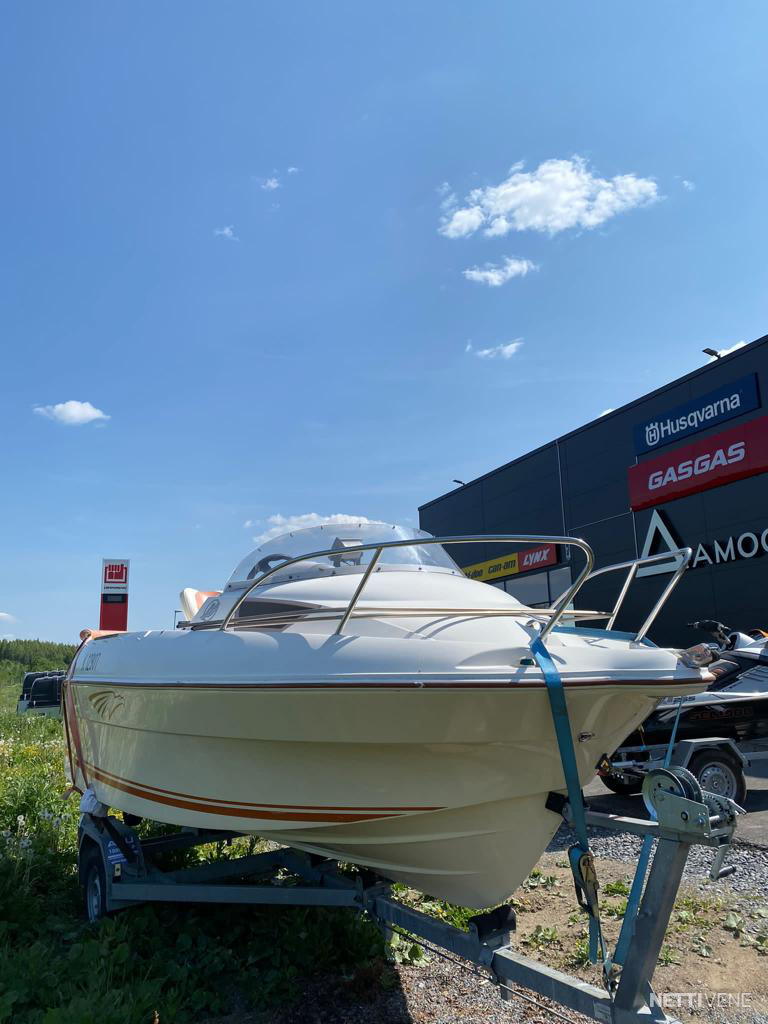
688,751 -> 747,806
81,846 -> 108,922
602,774 -> 642,797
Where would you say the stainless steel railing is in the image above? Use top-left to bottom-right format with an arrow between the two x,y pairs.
220,535 -> 594,641
217,535 -> 692,645
584,547 -> 691,643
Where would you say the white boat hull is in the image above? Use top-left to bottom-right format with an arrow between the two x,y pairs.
69,672 -> 703,906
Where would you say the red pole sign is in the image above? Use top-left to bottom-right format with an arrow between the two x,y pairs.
99,559 -> 130,631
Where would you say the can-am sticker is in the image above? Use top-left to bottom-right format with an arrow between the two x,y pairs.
633,373 -> 759,455
462,543 -> 557,583
637,508 -> 768,577
628,415 -> 768,510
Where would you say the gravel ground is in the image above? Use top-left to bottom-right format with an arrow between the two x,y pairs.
254,955 -> 592,1024
547,824 -> 768,896
209,833 -> 768,1024
247,950 -> 768,1024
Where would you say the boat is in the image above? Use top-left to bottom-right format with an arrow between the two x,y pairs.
63,523 -> 713,908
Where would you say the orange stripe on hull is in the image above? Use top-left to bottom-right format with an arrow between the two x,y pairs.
87,765 -> 414,823
86,762 -> 440,814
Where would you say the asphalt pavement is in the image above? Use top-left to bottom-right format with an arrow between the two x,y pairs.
584,761 -> 768,847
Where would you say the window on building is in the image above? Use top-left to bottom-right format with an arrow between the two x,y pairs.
504,572 -> 550,607
548,566 -> 573,602
490,565 -> 573,608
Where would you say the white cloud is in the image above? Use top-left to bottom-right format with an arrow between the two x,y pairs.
252,512 -> 380,545
287,166 -> 299,174
442,205 -> 485,238
708,340 -> 747,361
261,177 -> 280,191
463,256 -> 537,287
243,519 -> 253,528
0,612 -> 15,623
465,340 -> 523,360
681,179 -> 695,191
440,157 -> 659,239
437,181 -> 457,209
214,225 -> 239,241
33,400 -> 110,426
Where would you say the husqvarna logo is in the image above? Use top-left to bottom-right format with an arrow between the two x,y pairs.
633,373 -> 758,454
645,422 -> 661,447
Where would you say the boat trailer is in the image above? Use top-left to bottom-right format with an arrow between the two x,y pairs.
78,766 -> 741,1024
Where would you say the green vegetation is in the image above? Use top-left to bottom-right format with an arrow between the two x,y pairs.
523,868 -> 558,891
522,925 -> 559,951
567,937 -> 592,968
602,879 -> 631,898
0,640 -> 391,1023
603,898 -> 628,920
657,944 -> 681,967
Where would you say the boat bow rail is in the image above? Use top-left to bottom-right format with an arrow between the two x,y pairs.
206,534 -> 692,646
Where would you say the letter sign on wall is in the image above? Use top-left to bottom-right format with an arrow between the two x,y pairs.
628,415 -> 768,511
462,543 -> 557,583
633,373 -> 759,455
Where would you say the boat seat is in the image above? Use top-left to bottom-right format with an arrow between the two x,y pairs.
180,589 -> 222,621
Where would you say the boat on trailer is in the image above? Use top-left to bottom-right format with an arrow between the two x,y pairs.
64,523 -> 713,908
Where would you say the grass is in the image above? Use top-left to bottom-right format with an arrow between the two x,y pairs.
0,704 -> 391,1023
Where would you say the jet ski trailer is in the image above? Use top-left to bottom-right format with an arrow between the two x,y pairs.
78,762 -> 740,1024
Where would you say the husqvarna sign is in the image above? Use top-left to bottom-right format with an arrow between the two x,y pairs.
633,374 -> 759,454
628,415 -> 768,510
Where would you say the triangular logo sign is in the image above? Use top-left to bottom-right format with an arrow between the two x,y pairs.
637,509 -> 681,577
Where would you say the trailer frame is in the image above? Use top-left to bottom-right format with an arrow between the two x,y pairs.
77,773 -> 741,1024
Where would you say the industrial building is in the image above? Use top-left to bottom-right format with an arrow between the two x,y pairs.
419,333 -> 768,647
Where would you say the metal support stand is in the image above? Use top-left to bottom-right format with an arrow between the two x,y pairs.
613,840 -> 688,1019
78,775 -> 740,1024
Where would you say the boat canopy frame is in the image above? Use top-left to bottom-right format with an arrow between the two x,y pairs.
216,534 -> 691,645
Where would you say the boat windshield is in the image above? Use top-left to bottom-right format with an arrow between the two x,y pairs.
227,522 -> 461,586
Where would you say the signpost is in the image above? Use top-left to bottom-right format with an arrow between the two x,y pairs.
99,559 -> 130,632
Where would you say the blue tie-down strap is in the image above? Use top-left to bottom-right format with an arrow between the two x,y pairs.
531,636 -> 607,965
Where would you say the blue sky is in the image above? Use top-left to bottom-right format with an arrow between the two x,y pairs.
2,3 -> 767,642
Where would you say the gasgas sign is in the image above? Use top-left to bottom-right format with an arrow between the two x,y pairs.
628,415 -> 768,511
633,374 -> 759,455
462,543 -> 557,583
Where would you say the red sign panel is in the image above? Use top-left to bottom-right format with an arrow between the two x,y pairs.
100,558 -> 130,631
104,563 -> 127,585
629,415 -> 768,511
518,542 -> 558,573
